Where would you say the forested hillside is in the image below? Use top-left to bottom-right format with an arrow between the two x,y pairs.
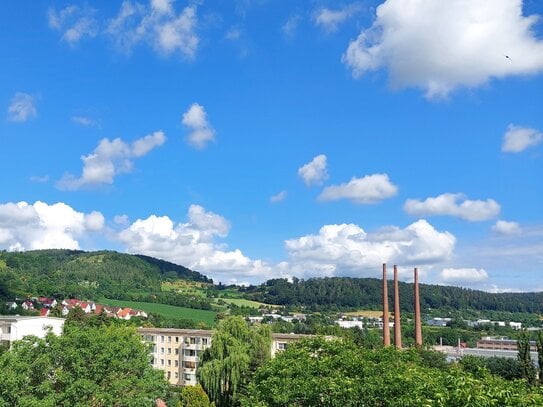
0,249 -> 210,301
243,277 -> 543,313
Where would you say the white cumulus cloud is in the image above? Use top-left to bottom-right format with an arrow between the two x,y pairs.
107,1 -> 198,58
319,173 -> 398,204
440,267 -> 488,284
48,5 -> 98,45
492,220 -> 522,235
343,0 -> 543,98
502,124 -> 543,153
298,154 -> 329,186
182,103 -> 215,149
0,201 -> 104,251
314,3 -> 363,33
7,93 -> 37,122
57,130 -> 166,190
404,193 -> 500,221
118,205 -> 275,282
285,219 -> 455,278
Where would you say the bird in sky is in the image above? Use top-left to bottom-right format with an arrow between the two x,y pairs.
505,55 -> 512,61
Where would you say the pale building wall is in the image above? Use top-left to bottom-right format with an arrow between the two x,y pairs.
0,316 -> 65,344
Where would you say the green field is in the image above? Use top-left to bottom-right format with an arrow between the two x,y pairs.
99,298 -> 217,327
217,298 -> 273,309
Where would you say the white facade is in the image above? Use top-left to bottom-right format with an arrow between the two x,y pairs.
0,316 -> 65,345
336,320 -> 364,329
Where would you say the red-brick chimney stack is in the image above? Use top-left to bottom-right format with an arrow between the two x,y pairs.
393,265 -> 402,349
382,263 -> 390,347
414,267 -> 423,347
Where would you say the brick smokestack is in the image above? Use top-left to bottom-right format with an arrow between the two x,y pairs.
382,263 -> 390,347
414,267 -> 423,347
393,265 -> 402,349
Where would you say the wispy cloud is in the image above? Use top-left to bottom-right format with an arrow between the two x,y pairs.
29,175 -> 49,183
313,3 -> 363,33
48,5 -> 98,46
270,191 -> 287,203
72,116 -> 97,127
282,15 -> 301,37
7,92 -> 37,122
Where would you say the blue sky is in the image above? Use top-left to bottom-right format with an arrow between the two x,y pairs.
1,0 -> 542,290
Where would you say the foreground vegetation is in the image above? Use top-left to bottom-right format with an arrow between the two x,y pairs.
244,337 -> 543,406
0,324 -> 169,406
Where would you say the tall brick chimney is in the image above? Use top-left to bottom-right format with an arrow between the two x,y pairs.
382,263 -> 390,347
393,265 -> 402,349
414,267 -> 423,347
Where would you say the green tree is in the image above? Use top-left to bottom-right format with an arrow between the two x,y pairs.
197,316 -> 271,407
537,330 -> 543,384
0,325 -> 169,406
178,384 -> 214,407
243,337 -> 543,406
518,329 -> 537,385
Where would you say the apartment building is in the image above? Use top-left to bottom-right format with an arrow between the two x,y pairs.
0,315 -> 65,346
138,328 -> 311,386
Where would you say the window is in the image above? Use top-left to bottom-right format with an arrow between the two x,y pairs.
175,336 -> 179,343
160,347 -> 164,354
167,348 -> 171,354
167,372 -> 171,380
168,336 -> 171,342
168,360 -> 171,366
278,342 -> 288,350
160,359 -> 164,366
190,337 -> 197,344
184,374 -> 192,381
175,348 -> 179,355
161,335 -> 164,342
175,360 -> 179,367
150,357 -> 155,365
202,338 -> 208,346
174,372 -> 179,379
184,349 -> 196,357
183,361 -> 196,369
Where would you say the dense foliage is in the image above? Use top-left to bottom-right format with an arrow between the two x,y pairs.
243,337 -> 543,406
244,277 -> 543,313
197,317 -> 271,407
0,324 -> 169,406
0,249 -> 210,301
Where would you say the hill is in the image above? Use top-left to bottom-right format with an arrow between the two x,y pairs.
242,277 -> 543,314
0,249 -> 210,302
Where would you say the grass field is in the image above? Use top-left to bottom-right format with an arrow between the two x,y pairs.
161,280 -> 209,297
99,298 -> 217,327
216,298 -> 270,308
343,310 -> 383,318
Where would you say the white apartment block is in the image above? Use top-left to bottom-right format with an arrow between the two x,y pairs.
0,316 -> 65,346
138,328 -> 310,386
